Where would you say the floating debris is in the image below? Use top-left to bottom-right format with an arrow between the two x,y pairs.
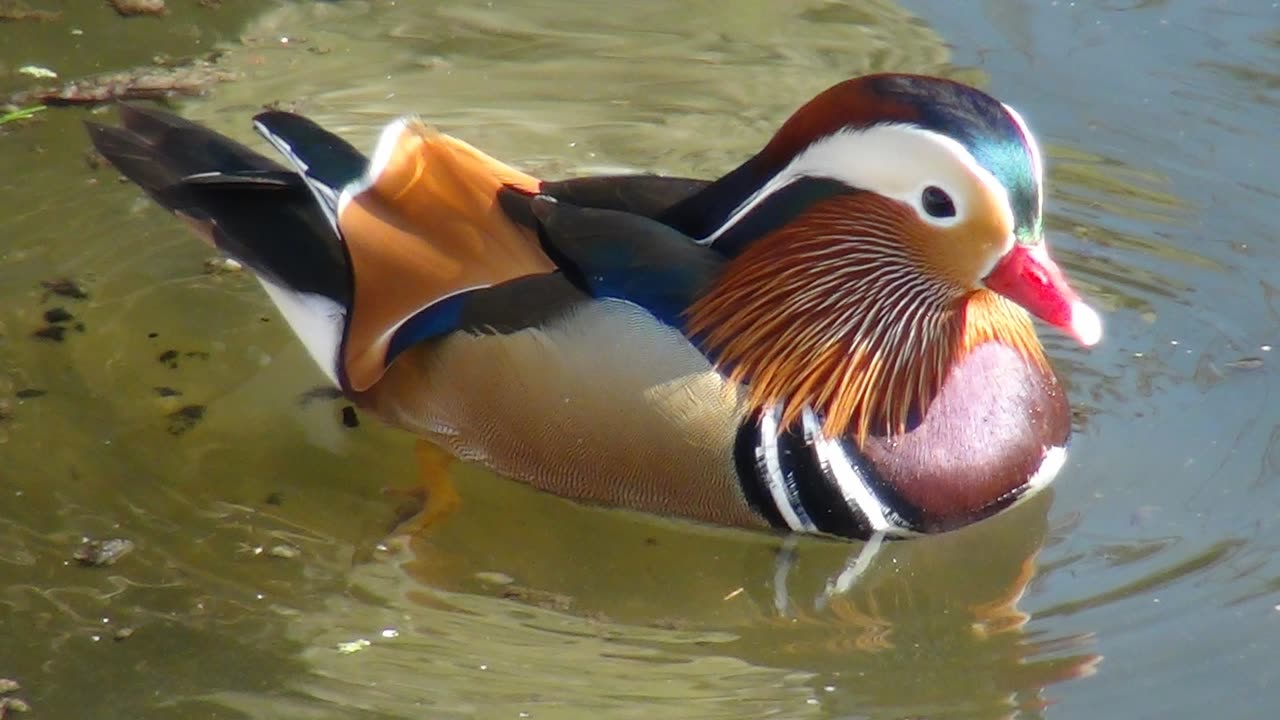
16,65 -> 57,80
157,349 -> 179,368
0,696 -> 31,715
14,389 -> 45,399
0,105 -> 45,127
152,386 -> 182,398
202,256 -> 242,274
335,638 -> 370,655
0,3 -> 62,21
72,537 -> 135,567
108,0 -> 167,17
475,571 -> 514,586
4,56 -> 234,108
267,544 -> 299,560
1225,357 -> 1264,371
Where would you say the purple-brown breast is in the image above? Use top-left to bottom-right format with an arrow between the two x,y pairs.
858,340 -> 1070,532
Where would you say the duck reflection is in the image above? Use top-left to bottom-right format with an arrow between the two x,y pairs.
389,443 -> 1100,718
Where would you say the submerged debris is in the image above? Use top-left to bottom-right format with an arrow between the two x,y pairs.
72,537 -> 135,567
341,405 -> 359,428
31,325 -> 66,342
166,404 -> 206,436
499,585 -> 574,613
42,307 -> 73,324
40,278 -> 88,300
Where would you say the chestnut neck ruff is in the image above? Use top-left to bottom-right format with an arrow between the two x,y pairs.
686,193 -> 1048,443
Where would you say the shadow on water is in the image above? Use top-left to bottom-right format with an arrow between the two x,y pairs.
1,1 -> 1279,719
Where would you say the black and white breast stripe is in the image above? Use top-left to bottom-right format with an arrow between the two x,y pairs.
734,404 -> 923,540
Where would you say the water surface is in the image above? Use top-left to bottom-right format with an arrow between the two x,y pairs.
1,1 -> 1277,718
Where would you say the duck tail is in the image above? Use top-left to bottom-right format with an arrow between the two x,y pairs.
85,104 -> 361,389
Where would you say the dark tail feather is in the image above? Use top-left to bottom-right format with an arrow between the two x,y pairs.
85,104 -> 352,306
252,110 -> 368,218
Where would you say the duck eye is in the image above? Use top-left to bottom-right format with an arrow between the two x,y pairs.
921,186 -> 956,219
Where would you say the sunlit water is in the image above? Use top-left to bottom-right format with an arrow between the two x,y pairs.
1,1 -> 1277,718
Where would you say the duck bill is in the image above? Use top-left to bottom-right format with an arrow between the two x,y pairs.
983,243 -> 1102,347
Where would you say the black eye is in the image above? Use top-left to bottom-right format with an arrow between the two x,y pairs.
921,186 -> 956,219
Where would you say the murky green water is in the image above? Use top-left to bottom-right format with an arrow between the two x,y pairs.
1,1 -> 1277,718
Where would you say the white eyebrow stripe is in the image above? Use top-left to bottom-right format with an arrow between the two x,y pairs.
699,123 -> 1016,246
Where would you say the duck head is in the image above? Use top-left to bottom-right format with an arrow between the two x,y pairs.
677,73 -> 1101,441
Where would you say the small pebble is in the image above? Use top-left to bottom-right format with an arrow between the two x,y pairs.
113,627 -> 135,641
0,679 -> 18,694
1,697 -> 31,713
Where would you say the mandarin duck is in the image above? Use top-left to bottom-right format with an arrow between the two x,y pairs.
86,73 -> 1100,540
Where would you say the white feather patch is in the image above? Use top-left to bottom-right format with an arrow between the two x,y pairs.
256,276 -> 346,387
